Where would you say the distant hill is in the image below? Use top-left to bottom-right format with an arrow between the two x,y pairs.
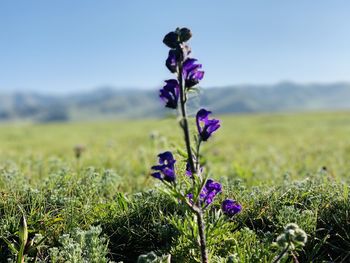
1,82 -> 350,122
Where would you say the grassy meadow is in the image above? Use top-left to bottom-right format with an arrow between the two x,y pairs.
1,111 -> 350,262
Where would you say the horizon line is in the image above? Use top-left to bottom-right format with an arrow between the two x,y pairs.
2,80 -> 350,95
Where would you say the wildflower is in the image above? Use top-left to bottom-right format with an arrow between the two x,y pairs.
186,179 -> 222,207
196,109 -> 221,141
221,199 -> 242,216
200,179 -> 222,207
185,160 -> 203,178
151,151 -> 176,182
186,193 -> 194,200
182,58 -> 204,88
276,223 -> 308,249
73,144 -> 85,159
159,79 -> 179,109
186,161 -> 192,177
275,223 -> 308,257
166,49 -> 179,73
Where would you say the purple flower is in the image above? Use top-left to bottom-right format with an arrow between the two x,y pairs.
185,160 -> 203,178
185,161 -> 193,177
200,179 -> 222,207
187,178 -> 222,208
151,151 -> 176,182
159,79 -> 179,109
186,193 -> 194,200
196,109 -> 221,141
166,50 -> 178,73
182,58 -> 204,88
221,199 -> 242,216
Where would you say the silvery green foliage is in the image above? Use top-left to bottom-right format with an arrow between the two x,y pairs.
276,206 -> 316,233
276,223 -> 307,250
49,226 -> 109,263
272,223 -> 307,263
137,251 -> 171,263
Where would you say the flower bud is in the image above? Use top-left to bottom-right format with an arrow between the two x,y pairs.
179,27 -> 192,42
163,27 -> 192,48
166,49 -> 180,73
285,223 -> 298,231
276,234 -> 287,247
19,213 -> 28,246
163,31 -> 179,48
294,229 -> 307,244
74,144 -> 85,159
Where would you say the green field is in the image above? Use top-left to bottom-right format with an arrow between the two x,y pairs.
1,112 -> 350,262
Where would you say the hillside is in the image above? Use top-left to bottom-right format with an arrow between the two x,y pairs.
1,82 -> 350,122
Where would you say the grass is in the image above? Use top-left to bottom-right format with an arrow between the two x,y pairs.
0,111 -> 350,262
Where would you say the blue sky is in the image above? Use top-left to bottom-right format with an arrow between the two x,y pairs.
1,1 -> 349,93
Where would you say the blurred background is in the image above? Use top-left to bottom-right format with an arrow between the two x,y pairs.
1,0 -> 350,122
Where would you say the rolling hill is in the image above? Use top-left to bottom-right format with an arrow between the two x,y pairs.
1,82 -> 350,122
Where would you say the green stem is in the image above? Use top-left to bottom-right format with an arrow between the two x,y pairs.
177,58 -> 208,263
178,63 -> 196,176
195,138 -> 202,179
196,210 -> 208,263
272,244 -> 290,263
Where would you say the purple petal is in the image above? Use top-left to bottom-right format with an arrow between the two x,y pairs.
196,109 -> 220,141
185,161 -> 192,177
158,151 -> 176,166
183,58 -> 198,75
151,151 -> 177,183
197,109 -> 211,122
159,80 -> 179,109
166,50 -> 178,73
222,199 -> 242,216
151,164 -> 166,171
182,58 -> 204,88
151,172 -> 162,180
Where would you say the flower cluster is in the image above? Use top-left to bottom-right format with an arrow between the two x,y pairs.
159,28 -> 205,109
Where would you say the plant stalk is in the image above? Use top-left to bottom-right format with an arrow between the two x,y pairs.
196,209 -> 208,263
178,63 -> 196,175
177,61 -> 208,263
272,244 -> 290,263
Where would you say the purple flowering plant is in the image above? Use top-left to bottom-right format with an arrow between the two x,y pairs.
152,27 -> 242,262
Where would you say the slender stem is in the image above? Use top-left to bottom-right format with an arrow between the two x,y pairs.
196,210 -> 208,263
17,245 -> 25,263
177,60 -> 208,263
291,251 -> 299,263
178,63 -> 196,175
272,244 -> 290,263
195,138 -> 202,179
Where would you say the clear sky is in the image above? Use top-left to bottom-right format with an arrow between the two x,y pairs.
1,1 -> 349,93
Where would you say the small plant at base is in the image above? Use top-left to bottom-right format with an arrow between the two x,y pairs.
150,27 -> 242,262
137,251 -> 171,263
49,226 -> 109,263
1,207 -> 47,263
272,223 -> 307,263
